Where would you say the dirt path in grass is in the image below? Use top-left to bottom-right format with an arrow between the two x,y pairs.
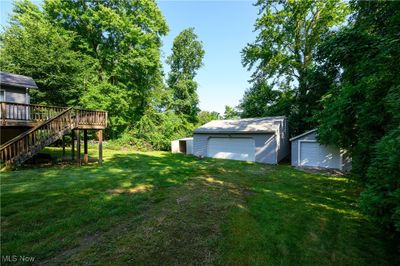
43,175 -> 245,265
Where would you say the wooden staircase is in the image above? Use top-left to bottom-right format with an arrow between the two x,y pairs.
0,102 -> 107,168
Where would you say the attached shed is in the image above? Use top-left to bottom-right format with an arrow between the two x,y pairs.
171,138 -> 193,155
193,117 -> 289,164
290,129 -> 351,171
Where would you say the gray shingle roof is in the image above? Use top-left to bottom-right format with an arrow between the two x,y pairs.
194,117 -> 285,134
289,129 -> 317,141
0,72 -> 38,88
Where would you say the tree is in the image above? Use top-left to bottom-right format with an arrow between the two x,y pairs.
166,28 -> 205,123
242,0 -> 349,135
0,0 -> 89,106
197,111 -> 220,126
239,79 -> 294,119
223,105 -> 239,120
43,0 -> 169,136
317,0 -> 400,236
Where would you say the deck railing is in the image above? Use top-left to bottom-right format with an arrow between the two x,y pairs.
0,103 -> 107,167
0,102 -> 67,124
0,102 -> 107,128
76,108 -> 108,128
0,107 -> 74,166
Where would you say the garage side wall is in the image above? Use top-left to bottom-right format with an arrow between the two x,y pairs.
341,150 -> 352,171
291,131 -> 317,166
277,119 -> 290,162
193,133 -> 277,164
193,134 -> 208,157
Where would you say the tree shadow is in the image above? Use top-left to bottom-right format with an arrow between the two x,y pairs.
1,153 -> 397,265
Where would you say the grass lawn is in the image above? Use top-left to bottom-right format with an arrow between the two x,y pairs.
1,147 -> 397,265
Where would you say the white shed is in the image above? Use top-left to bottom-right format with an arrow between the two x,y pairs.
171,137 -> 193,155
290,129 -> 351,171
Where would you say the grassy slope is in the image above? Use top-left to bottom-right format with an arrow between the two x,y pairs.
1,148 -> 396,265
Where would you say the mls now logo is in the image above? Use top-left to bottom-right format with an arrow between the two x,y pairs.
2,255 -> 18,263
2,255 -> 35,263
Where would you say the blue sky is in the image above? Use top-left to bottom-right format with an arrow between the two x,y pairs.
0,0 -> 258,114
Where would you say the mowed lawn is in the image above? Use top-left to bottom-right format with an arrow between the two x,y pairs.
1,147 -> 396,265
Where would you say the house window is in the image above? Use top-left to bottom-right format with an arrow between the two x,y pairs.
0,90 -> 5,102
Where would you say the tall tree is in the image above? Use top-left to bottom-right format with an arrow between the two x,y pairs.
317,0 -> 400,236
166,28 -> 205,123
223,105 -> 239,120
239,79 -> 294,119
43,0 -> 169,136
242,0 -> 349,135
0,0 -> 89,106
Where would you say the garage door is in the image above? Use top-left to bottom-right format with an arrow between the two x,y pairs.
299,141 -> 340,169
207,138 -> 255,162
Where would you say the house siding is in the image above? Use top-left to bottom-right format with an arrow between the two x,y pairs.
3,86 -> 27,104
193,133 -> 278,164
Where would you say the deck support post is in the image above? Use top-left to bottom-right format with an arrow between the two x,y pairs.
76,129 -> 81,166
83,129 -> 88,164
71,130 -> 75,161
97,130 -> 103,166
62,135 -> 66,160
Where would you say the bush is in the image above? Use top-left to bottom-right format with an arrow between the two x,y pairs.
360,127 -> 400,236
105,109 -> 194,151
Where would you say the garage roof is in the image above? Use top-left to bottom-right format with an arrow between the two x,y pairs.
0,72 -> 38,89
194,117 -> 285,134
289,129 -> 317,141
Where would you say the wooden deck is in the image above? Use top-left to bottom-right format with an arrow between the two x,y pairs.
1,102 -> 107,129
0,102 -> 107,167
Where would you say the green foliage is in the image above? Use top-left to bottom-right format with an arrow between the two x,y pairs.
360,127 -> 400,233
317,0 -> 400,236
241,0 -> 349,135
0,0 -> 90,106
223,105 -> 239,120
1,0 -> 171,139
43,0 -> 169,137
197,110 -> 221,126
125,109 -> 194,151
166,28 -> 205,123
239,80 -> 294,119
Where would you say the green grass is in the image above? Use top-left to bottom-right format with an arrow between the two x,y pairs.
1,147 -> 397,265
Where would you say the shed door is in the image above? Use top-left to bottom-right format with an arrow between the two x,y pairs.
207,138 -> 255,162
299,142 -> 341,169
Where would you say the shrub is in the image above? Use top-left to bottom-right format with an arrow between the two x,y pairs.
360,127 -> 400,236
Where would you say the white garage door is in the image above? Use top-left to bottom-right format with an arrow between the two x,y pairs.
299,141 -> 341,169
207,138 -> 255,162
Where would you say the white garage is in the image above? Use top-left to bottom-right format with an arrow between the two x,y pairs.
207,138 -> 255,162
193,117 -> 290,164
290,129 -> 351,171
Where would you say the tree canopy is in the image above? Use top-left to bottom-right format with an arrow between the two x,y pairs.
166,28 -> 205,123
240,0 -> 400,238
241,0 -> 349,135
223,105 -> 239,120
316,0 -> 400,235
0,0 -> 89,106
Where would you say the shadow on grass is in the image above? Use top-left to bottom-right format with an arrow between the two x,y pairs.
1,152 -> 201,261
1,152 -> 397,265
